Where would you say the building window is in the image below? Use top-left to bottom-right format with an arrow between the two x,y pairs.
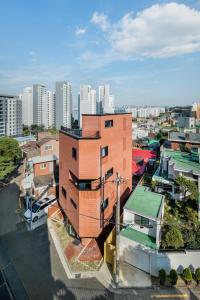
45,144 -> 53,151
101,198 -> 108,211
101,146 -> 108,158
72,147 -> 77,160
40,163 -> 47,169
70,198 -> 77,209
105,120 -> 113,128
105,167 -> 113,180
135,214 -> 149,228
62,186 -> 66,198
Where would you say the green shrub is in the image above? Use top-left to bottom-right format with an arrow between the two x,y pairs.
195,268 -> 200,283
169,269 -> 178,285
159,269 -> 166,286
183,268 -> 192,284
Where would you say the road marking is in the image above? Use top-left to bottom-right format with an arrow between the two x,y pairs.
151,294 -> 188,299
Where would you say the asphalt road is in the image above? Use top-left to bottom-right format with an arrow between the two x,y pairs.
0,165 -> 200,300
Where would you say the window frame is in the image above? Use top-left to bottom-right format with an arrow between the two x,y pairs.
101,198 -> 109,211
105,167 -> 113,180
40,163 -> 47,170
70,198 -> 77,209
135,214 -> 150,228
101,146 -> 108,158
62,186 -> 66,198
105,120 -> 113,128
72,147 -> 77,160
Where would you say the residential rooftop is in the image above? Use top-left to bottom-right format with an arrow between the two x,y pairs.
168,132 -> 200,143
120,227 -> 157,249
124,185 -> 164,219
163,149 -> 200,175
29,154 -> 58,164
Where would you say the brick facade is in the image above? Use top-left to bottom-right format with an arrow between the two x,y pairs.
59,114 -> 132,243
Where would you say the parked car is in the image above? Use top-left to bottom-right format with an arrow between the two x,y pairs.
24,195 -> 57,223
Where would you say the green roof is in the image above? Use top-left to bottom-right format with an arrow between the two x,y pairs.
163,149 -> 200,175
125,186 -> 163,219
120,227 -> 157,249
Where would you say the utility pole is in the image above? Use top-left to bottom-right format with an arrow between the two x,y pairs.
114,172 -> 122,286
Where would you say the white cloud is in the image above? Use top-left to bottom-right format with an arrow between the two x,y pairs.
29,51 -> 36,56
91,3 -> 200,59
90,12 -> 110,31
75,27 -> 86,36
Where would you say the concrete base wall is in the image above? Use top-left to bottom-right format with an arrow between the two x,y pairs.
119,235 -> 200,276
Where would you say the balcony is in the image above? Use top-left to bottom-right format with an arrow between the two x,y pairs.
60,127 -> 100,139
69,170 -> 101,191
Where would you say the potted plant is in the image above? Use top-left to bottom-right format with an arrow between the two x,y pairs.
195,268 -> 200,285
159,269 -> 166,286
183,268 -> 192,286
169,269 -> 178,286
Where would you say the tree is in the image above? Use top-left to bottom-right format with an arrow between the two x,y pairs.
0,137 -> 21,180
195,268 -> 200,284
163,227 -> 184,249
182,268 -> 192,285
175,176 -> 198,201
159,269 -> 166,286
169,269 -> 178,285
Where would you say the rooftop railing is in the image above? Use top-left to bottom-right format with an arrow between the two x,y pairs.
60,126 -> 100,139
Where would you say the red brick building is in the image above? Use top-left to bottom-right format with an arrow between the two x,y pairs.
59,113 -> 132,245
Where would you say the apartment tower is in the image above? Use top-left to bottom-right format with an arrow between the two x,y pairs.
55,81 -> 72,130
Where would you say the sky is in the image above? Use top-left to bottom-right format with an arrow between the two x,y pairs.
0,0 -> 200,106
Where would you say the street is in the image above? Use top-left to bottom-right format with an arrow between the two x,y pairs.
0,165 -> 200,299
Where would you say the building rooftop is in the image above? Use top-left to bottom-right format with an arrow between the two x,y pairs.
163,149 -> 200,175
82,112 -> 131,116
15,135 -> 36,143
169,132 -> 200,143
120,227 -> 157,249
29,154 -> 58,164
37,136 -> 59,146
60,127 -> 101,140
125,186 -> 163,219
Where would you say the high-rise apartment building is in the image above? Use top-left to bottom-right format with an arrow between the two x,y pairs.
21,87 -> 33,126
0,94 -> 22,136
47,90 -> 55,128
59,113 -> 132,245
192,102 -> 200,120
33,84 -> 47,126
78,85 -> 96,127
98,85 -> 114,114
55,81 -> 72,130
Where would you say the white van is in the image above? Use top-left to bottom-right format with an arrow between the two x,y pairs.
24,195 -> 56,223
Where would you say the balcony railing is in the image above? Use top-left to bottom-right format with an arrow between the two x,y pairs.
60,126 -> 100,139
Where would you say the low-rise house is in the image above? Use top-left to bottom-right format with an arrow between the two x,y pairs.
37,136 -> 59,158
153,149 -> 200,200
132,148 -> 156,176
166,131 -> 200,150
119,186 -> 164,274
121,186 -> 164,247
15,135 -> 36,147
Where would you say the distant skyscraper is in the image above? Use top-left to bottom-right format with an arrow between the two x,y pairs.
0,94 -> 22,136
33,84 -> 47,126
78,85 -> 96,127
55,81 -> 72,130
21,87 -> 33,126
98,84 -> 114,114
47,90 -> 56,128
